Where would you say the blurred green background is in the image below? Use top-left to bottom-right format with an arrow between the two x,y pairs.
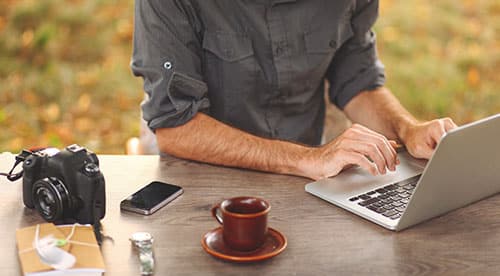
1,0 -> 499,153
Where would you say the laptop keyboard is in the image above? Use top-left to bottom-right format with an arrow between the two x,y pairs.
348,175 -> 421,220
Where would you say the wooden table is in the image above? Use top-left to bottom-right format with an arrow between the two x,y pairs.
1,152 -> 500,275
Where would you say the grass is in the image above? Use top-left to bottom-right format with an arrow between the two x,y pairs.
0,0 -> 498,153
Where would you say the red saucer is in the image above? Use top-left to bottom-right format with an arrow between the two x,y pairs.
201,227 -> 287,262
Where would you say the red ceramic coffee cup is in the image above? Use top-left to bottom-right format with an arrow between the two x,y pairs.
211,196 -> 270,251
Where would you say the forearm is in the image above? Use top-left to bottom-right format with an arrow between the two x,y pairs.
155,113 -> 313,177
343,87 -> 418,142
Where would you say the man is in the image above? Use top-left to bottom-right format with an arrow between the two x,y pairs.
131,0 -> 456,180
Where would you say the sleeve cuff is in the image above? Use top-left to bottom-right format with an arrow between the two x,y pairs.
143,72 -> 210,131
331,60 -> 385,109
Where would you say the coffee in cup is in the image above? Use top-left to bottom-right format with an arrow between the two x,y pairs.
211,196 -> 270,251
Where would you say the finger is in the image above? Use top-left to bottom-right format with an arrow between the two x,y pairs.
443,118 -> 457,132
347,126 -> 397,171
429,120 -> 447,146
353,124 -> 399,160
352,124 -> 398,157
337,139 -> 388,174
357,133 -> 397,171
336,150 -> 379,176
389,140 -> 399,148
389,140 -> 401,164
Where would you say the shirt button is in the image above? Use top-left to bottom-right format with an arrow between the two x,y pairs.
275,46 -> 283,56
329,40 -> 337,49
163,61 -> 172,70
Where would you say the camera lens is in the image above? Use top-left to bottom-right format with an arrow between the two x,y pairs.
32,177 -> 71,222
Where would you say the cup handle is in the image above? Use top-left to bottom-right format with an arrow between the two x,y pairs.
211,204 -> 223,225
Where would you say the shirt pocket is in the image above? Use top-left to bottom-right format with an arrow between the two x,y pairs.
202,31 -> 256,81
202,31 -> 254,62
304,23 -> 354,74
201,31 -> 257,118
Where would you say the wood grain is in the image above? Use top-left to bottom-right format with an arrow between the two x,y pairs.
1,152 -> 500,275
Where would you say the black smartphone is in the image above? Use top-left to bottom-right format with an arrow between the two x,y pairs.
120,181 -> 183,215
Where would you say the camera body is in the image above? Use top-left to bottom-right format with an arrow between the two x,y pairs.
22,144 -> 106,224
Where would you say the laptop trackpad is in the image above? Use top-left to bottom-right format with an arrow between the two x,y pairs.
306,151 -> 426,198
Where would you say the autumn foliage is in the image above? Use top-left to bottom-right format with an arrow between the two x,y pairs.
1,0 -> 498,153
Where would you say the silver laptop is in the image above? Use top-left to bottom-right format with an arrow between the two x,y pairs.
305,113 -> 500,231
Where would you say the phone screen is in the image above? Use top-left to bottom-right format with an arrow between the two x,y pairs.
120,181 -> 183,215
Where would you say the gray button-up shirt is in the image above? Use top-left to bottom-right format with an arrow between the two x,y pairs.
131,0 -> 385,146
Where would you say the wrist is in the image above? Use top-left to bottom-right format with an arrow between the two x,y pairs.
271,142 -> 317,179
394,116 -> 419,144
292,146 -> 322,180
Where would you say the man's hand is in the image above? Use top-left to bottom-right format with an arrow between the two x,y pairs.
344,87 -> 459,162
401,118 -> 457,159
300,124 -> 399,180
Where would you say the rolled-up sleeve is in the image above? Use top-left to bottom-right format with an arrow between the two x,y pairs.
326,0 -> 385,109
131,0 -> 209,131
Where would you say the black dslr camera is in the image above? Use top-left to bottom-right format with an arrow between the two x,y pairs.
21,144 -> 106,224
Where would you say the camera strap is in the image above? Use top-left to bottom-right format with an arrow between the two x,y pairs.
92,221 -> 103,246
0,150 -> 33,182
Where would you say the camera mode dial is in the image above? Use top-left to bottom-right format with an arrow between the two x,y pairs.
83,163 -> 100,176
